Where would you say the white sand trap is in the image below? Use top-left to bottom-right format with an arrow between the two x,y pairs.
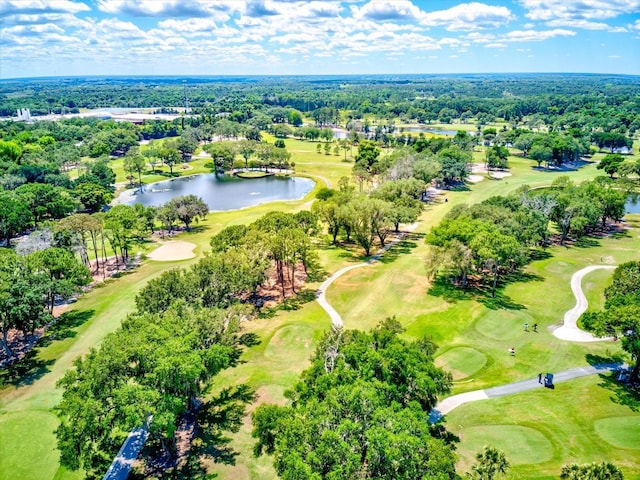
491,171 -> 512,179
467,174 -> 485,183
148,241 -> 197,261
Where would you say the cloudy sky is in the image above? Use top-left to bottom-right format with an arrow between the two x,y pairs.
1,0 -> 639,79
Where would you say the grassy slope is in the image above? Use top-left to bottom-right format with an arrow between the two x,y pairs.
1,137 -> 638,480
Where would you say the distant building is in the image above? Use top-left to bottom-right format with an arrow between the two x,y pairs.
16,108 -> 31,121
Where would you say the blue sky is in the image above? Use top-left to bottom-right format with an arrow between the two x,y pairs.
0,0 -> 638,78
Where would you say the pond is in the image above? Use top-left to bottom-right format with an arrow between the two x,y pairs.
626,195 -> 640,214
121,174 -> 315,210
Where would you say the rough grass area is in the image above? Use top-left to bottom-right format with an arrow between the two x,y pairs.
1,133 -> 639,480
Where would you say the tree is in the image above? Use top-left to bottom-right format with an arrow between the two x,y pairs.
597,153 -> 625,178
165,195 -> 209,231
15,183 -> 76,227
160,146 -> 181,176
582,261 -> 640,380
348,196 -> 392,256
0,250 -> 50,356
204,141 -> 236,172
252,320 -> 456,480
529,143 -> 553,168
560,462 -> 623,480
0,190 -> 34,246
354,140 -> 381,176
73,182 -> 113,213
438,146 -> 471,185
237,139 -> 257,169
123,148 -> 146,191
468,446 -> 509,480
485,145 -> 509,170
29,247 -> 91,313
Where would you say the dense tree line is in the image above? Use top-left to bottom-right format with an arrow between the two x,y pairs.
582,261 -> 640,381
251,319 -> 457,479
2,75 -> 638,139
0,247 -> 90,357
55,209 -> 321,478
55,302 -> 254,479
424,178 -> 626,294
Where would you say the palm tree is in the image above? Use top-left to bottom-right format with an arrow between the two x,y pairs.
469,446 -> 510,480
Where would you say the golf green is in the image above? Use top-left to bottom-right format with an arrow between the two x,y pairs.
436,347 -> 487,380
457,424 -> 553,465
262,324 -> 316,363
594,417 -> 640,450
474,310 -> 535,341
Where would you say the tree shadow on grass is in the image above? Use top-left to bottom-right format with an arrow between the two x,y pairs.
0,310 -> 95,388
377,239 -> 418,264
574,236 -> 601,248
427,270 -> 542,310
44,309 -> 95,344
585,353 -> 639,412
529,248 -> 553,262
0,349 -> 54,388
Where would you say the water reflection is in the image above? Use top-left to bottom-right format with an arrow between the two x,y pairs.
122,174 -> 315,210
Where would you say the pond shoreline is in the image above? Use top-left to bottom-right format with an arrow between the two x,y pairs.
112,171 -> 315,211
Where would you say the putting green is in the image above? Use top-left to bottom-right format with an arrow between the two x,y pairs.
435,347 -> 487,380
457,425 -> 553,465
0,411 -> 60,480
263,324 -> 315,363
594,417 -> 640,450
474,310 -> 534,340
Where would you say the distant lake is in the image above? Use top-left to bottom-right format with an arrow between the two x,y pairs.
626,195 -> 640,214
121,174 -> 315,210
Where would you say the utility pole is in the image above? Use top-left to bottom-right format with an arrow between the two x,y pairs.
183,80 -> 189,114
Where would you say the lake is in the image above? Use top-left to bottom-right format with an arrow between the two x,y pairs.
121,174 -> 315,210
626,195 -> 640,214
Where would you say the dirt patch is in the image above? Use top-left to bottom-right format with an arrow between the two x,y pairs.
147,241 -> 197,261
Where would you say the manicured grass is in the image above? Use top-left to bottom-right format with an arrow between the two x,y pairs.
435,347 -> 487,380
445,375 -> 640,478
593,417 -> 640,450
2,129 -> 639,480
456,425 -> 554,465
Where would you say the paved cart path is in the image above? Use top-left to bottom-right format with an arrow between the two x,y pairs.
553,265 -> 616,342
429,363 -> 621,423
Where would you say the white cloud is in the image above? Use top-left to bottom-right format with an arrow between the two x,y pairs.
546,19 -> 628,32
352,0 -> 423,21
504,28 -> 576,42
466,32 -> 496,43
485,42 -> 507,48
520,0 -> 640,21
97,0 -> 240,19
421,2 -> 515,31
0,0 -> 90,15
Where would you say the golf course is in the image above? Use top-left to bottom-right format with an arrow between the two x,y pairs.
1,136 -> 639,480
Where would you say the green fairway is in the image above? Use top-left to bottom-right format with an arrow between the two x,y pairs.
445,376 -> 640,478
1,131 -> 639,480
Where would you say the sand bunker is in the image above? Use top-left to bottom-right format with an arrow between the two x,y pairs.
490,171 -> 512,179
467,174 -> 485,183
147,241 -> 197,261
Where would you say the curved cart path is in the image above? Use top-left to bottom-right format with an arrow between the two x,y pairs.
553,265 -> 616,342
429,363 -> 621,423
316,225 -> 417,328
